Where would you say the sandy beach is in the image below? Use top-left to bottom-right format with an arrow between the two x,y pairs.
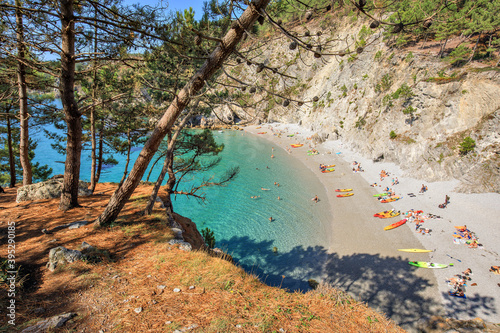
244,123 -> 500,331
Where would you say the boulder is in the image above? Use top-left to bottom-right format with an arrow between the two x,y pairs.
46,246 -> 83,272
67,220 -> 90,229
21,312 -> 76,333
16,177 -> 91,203
168,239 -> 193,251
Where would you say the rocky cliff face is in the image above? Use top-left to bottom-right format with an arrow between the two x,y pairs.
211,14 -> 500,193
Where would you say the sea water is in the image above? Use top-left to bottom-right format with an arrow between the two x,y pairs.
32,128 -> 332,291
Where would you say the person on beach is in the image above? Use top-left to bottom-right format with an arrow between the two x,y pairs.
271,154 -> 274,159
312,195 -> 319,203
445,195 -> 450,204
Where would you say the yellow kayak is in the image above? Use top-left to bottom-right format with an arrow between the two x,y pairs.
335,188 -> 353,192
398,249 -> 433,253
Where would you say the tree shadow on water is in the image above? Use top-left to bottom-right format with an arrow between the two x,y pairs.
218,235 -> 497,330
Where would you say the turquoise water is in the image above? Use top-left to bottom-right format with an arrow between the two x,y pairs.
32,126 -> 332,291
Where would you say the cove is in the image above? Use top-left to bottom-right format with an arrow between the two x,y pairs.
32,128 -> 332,291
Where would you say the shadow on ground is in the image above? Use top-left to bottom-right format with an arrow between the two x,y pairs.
219,235 -> 497,329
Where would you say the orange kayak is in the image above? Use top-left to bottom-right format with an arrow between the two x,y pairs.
336,193 -> 354,198
384,219 -> 407,231
374,210 -> 401,219
291,144 -> 304,148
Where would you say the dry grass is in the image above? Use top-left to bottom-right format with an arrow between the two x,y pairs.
0,184 -> 404,332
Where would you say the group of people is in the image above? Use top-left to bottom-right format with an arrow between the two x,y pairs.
453,225 -> 482,248
352,161 -> 363,172
383,186 -> 396,196
319,163 -> 331,171
379,169 -> 390,181
447,268 -> 472,298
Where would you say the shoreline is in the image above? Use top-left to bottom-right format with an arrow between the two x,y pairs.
243,123 -> 500,330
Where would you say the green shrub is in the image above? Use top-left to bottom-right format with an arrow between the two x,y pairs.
459,136 -> 476,155
402,105 -> 415,115
355,117 -> 366,129
405,52 -> 414,62
392,83 -> 414,100
201,227 -> 216,249
382,94 -> 393,107
447,45 -> 472,66
379,74 -> 392,92
389,131 -> 397,139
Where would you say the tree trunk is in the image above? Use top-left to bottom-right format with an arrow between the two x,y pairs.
467,32 -> 481,64
95,123 -> 104,184
144,111 -> 193,215
118,129 -> 131,188
59,0 -> 82,211
144,134 -> 172,216
438,37 -> 448,58
6,105 -> 16,188
90,8 -> 98,193
163,147 -> 176,216
94,0 -> 271,227
16,0 -> 32,185
90,104 -> 97,192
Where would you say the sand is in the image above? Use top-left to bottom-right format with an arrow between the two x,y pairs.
244,123 -> 500,331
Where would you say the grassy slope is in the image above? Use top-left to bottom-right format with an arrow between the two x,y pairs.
0,183 -> 403,332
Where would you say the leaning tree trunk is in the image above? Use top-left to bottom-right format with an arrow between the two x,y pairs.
144,110 -> 193,215
94,0 -> 271,227
6,105 -> 16,188
59,0 -> 82,211
16,0 -> 32,185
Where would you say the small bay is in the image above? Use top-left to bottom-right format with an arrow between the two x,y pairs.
32,125 -> 332,290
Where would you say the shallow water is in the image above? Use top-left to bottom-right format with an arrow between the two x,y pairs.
32,128 -> 333,290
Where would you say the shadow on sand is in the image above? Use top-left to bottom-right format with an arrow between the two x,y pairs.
219,235 -> 497,330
